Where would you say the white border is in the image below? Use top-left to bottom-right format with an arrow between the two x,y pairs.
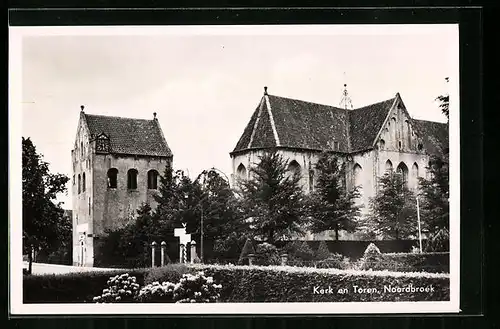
9,24 -> 460,315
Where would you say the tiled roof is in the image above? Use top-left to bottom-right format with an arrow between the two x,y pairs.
349,98 -> 396,152
84,113 -> 172,157
413,119 -> 449,156
231,93 -> 447,156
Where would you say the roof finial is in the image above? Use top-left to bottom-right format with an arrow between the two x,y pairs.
339,83 -> 353,110
80,105 -> 85,112
153,112 -> 157,119
264,86 -> 268,95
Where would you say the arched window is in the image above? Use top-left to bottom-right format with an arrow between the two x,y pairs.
353,163 -> 362,187
418,143 -> 424,151
385,160 -> 393,172
78,174 -> 81,194
396,162 -> 409,185
82,172 -> 86,192
398,141 -> 402,149
405,120 -> 411,147
411,163 -> 419,188
107,168 -> 118,188
287,160 -> 301,178
127,169 -> 138,190
81,141 -> 83,157
236,163 -> 247,180
308,169 -> 315,192
379,139 -> 385,150
391,117 -> 397,142
147,170 -> 159,189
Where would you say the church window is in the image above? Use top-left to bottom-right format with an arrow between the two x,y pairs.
405,120 -> 411,147
127,169 -> 138,190
107,168 -> 118,188
398,141 -> 402,149
411,163 -> 419,188
236,164 -> 247,180
73,175 -> 75,185
78,174 -> 81,194
417,143 -> 423,151
308,169 -> 315,192
88,198 -> 91,215
396,162 -> 409,185
287,160 -> 301,178
379,139 -> 385,150
82,172 -> 86,192
353,163 -> 363,198
81,142 -> 83,157
147,170 -> 159,189
385,160 -> 393,172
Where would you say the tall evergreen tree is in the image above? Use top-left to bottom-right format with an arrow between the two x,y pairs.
237,150 -> 308,245
367,170 -> 418,240
308,153 -> 361,240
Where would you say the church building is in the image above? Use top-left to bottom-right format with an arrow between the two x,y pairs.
71,107 -> 172,266
230,87 -> 448,240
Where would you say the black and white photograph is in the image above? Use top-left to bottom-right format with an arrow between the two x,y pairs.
9,24 -> 459,314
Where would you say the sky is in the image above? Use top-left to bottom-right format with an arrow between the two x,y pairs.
16,25 -> 458,210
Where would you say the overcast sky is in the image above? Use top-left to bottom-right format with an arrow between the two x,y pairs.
16,25 -> 458,209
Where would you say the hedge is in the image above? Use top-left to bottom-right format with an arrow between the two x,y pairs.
23,264 -> 450,303
23,269 -> 148,303
181,264 -> 449,302
360,252 -> 449,273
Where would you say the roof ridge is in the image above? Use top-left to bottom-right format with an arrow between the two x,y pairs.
351,97 -> 396,111
268,94 -> 345,111
84,113 -> 155,122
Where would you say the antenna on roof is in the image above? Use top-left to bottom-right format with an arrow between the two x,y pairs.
264,86 -> 268,95
80,105 -> 85,112
339,83 -> 353,110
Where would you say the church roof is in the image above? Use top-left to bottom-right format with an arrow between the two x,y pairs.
413,119 -> 449,155
231,92 -> 448,156
83,113 -> 172,157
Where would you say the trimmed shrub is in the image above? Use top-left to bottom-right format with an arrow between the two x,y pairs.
359,243 -> 383,270
92,273 -> 141,303
360,252 -> 449,274
187,264 -> 450,302
315,240 -> 331,260
23,269 -> 148,303
144,264 -> 190,285
316,253 -> 350,270
254,243 -> 281,266
286,240 -> 315,262
237,238 -> 256,265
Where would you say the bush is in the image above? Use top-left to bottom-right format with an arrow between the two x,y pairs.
286,240 -> 315,262
237,238 -> 256,265
171,271 -> 222,303
188,264 -> 450,302
144,264 -> 190,285
425,228 -> 449,252
136,281 -> 177,303
315,240 -> 331,260
23,269 -> 148,303
92,273 -> 141,303
254,243 -> 281,266
359,243 -> 383,270
316,253 -> 350,270
360,252 -> 449,273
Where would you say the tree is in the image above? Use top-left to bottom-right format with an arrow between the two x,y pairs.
308,153 -> 361,240
367,170 -> 418,240
418,156 -> 450,235
237,150 -> 308,245
22,137 -> 70,273
435,77 -> 450,121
